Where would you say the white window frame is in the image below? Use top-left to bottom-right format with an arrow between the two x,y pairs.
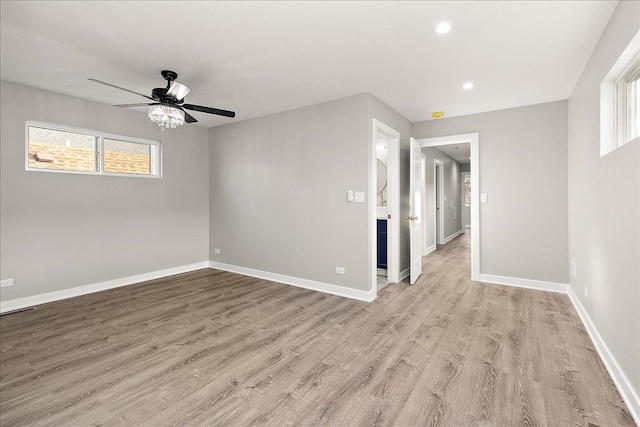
601,30 -> 640,157
25,121 -> 162,178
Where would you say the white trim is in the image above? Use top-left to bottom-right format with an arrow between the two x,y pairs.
423,244 -> 437,256
417,133 -> 480,281
478,274 -> 569,294
441,229 -> 464,245
0,262 -> 209,313
209,261 -> 376,302
371,119 -> 400,300
567,287 -> 640,425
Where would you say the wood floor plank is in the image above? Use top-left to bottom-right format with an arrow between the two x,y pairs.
0,232 -> 634,426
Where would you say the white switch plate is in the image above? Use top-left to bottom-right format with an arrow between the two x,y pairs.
480,193 -> 488,202
584,287 -> 588,298
570,260 -> 576,278
335,267 -> 345,275
0,279 -> 13,288
214,248 -> 220,254
355,192 -> 365,203
347,191 -> 354,202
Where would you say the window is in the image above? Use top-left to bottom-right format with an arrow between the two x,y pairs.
464,175 -> 471,206
619,58 -> 640,143
26,122 -> 161,177
601,30 -> 640,156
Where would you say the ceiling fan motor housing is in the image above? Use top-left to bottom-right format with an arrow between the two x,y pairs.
151,87 -> 170,102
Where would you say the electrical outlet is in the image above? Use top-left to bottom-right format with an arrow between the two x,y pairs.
335,267 -> 345,275
570,260 -> 577,278
584,287 -> 589,298
347,191 -> 354,202
0,279 -> 13,288
214,248 -> 220,254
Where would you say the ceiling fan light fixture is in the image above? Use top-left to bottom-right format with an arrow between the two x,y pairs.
166,81 -> 191,101
149,104 -> 185,130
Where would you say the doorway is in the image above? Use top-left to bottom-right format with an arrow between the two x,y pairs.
371,119 -> 400,296
435,160 -> 444,245
413,133 -> 480,282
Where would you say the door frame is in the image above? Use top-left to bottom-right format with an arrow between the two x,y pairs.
434,160 -> 444,244
417,133 -> 480,281
371,119 -> 400,298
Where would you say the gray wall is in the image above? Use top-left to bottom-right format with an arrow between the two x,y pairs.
0,81 -> 210,301
209,93 -> 412,291
568,0 -> 639,397
367,94 -> 413,277
413,100 -> 569,284
422,147 -> 463,250
209,94 -> 371,291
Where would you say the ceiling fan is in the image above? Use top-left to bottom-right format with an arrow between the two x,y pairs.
89,70 -> 235,129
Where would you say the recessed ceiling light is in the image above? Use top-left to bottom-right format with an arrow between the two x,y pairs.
432,111 -> 444,118
434,22 -> 452,34
455,147 -> 463,150
462,82 -> 474,89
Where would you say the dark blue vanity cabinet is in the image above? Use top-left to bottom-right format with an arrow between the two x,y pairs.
377,219 -> 387,269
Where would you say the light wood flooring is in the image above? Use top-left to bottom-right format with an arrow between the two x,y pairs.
0,232 -> 634,426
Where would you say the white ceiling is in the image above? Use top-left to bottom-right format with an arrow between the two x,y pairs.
0,1 -> 617,128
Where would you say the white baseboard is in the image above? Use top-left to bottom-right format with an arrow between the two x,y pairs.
0,262 -> 210,313
442,229 -> 464,245
208,261 -> 376,302
566,287 -> 640,425
478,274 -> 569,294
399,267 -> 410,282
476,273 -> 639,424
422,244 -> 437,256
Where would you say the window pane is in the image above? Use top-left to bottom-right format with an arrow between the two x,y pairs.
28,126 -> 96,172
464,176 -> 471,206
103,138 -> 155,175
628,70 -> 639,140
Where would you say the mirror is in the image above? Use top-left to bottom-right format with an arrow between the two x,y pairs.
377,159 -> 388,195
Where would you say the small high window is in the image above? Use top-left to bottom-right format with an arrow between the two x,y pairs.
26,122 -> 161,178
601,31 -> 640,156
619,58 -> 640,143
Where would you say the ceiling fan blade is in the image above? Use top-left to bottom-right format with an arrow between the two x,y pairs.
114,103 -> 155,108
184,111 -> 198,123
88,78 -> 154,101
166,81 -> 191,101
182,104 -> 236,118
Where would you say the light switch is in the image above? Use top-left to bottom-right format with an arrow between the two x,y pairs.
480,193 -> 488,202
355,192 -> 365,203
347,191 -> 354,202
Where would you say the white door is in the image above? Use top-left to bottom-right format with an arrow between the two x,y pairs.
409,138 -> 424,284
